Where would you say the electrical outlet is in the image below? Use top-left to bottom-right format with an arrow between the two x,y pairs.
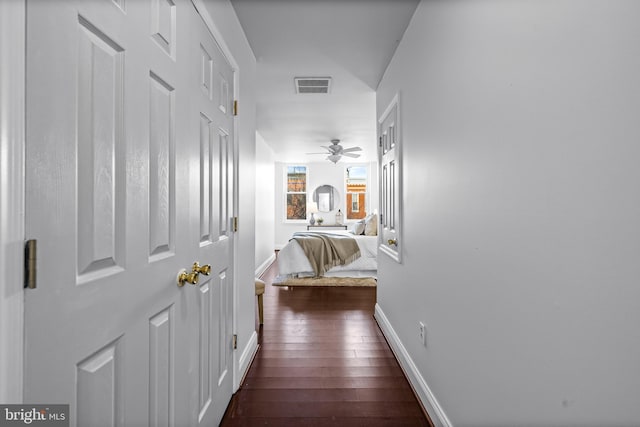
419,322 -> 426,346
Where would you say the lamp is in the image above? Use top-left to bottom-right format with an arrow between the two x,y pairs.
308,202 -> 319,225
327,154 -> 341,164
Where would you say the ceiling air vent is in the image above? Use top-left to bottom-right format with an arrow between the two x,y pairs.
295,77 -> 332,94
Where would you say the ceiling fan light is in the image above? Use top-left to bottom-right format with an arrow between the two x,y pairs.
327,154 -> 341,164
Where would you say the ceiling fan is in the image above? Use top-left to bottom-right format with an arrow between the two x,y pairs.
307,139 -> 362,163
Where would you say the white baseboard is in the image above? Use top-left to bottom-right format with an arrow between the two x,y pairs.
255,253 -> 276,278
236,330 -> 258,388
374,304 -> 453,427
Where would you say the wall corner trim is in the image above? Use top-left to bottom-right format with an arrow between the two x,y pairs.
255,253 -> 276,278
374,304 -> 453,427
236,330 -> 258,391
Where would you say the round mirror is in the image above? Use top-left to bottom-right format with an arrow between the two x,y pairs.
313,185 -> 340,212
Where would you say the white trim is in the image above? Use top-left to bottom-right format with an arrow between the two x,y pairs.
231,75 -> 241,393
236,330 -> 258,385
0,0 -> 25,404
255,253 -> 276,279
374,304 -> 453,427
190,0 -> 240,72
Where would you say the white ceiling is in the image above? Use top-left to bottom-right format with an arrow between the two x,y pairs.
230,0 -> 419,163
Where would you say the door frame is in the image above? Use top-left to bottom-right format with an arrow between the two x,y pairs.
377,92 -> 403,263
0,0 -> 26,404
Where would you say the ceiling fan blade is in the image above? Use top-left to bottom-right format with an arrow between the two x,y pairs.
322,145 -> 340,154
342,152 -> 361,158
342,146 -> 362,152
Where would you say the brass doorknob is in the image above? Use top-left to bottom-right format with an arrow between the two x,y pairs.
177,269 -> 199,287
192,262 -> 211,276
388,239 -> 398,246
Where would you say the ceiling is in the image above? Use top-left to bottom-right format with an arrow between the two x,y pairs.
230,0 -> 419,163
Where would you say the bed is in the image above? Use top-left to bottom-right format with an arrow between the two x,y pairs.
277,229 -> 378,279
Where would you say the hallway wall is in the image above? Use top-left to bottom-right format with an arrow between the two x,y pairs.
376,1 -> 640,425
255,132 -> 275,271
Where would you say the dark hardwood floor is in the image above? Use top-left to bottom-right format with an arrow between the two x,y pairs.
220,261 -> 432,426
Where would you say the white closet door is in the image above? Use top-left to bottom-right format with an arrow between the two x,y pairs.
24,1 -> 236,425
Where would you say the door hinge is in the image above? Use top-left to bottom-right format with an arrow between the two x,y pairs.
233,100 -> 238,116
233,334 -> 238,350
25,239 -> 37,289
232,216 -> 239,232
379,136 -> 382,147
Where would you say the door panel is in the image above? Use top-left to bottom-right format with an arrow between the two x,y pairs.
149,307 -> 174,427
200,113 -> 213,244
25,1 -> 235,426
150,0 -> 176,58
219,131 -> 229,237
76,15 -> 125,282
197,281 -> 212,421
148,71 -> 176,260
76,338 -> 124,427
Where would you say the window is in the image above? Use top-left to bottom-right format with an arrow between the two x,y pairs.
286,165 -> 307,220
346,166 -> 367,220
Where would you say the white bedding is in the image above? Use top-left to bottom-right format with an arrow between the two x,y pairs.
277,230 -> 377,278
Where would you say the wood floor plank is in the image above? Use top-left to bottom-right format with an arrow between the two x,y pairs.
232,388 -> 419,403
220,260 -> 433,426
252,357 -> 400,368
225,401 -> 425,418
259,341 -> 390,351
246,365 -> 404,379
221,416 -> 430,427
241,376 -> 416,390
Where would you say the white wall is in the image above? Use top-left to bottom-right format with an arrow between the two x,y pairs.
201,0 -> 257,384
274,161 -> 378,247
255,132 -> 275,273
376,1 -> 640,426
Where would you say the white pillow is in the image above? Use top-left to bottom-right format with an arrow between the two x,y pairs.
364,214 -> 378,236
350,220 -> 366,235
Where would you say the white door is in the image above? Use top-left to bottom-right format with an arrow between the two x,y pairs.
185,8 -> 236,426
24,0 -> 235,425
378,94 -> 402,262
